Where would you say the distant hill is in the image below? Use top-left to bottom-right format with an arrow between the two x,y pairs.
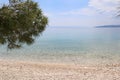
96,25 -> 120,28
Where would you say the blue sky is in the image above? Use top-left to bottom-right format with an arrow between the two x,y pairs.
0,0 -> 120,27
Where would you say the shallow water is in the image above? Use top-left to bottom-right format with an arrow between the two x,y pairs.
0,27 -> 120,65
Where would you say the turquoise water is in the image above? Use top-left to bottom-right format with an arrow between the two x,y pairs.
0,27 -> 120,65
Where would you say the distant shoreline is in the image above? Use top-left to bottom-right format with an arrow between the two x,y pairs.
96,25 -> 120,28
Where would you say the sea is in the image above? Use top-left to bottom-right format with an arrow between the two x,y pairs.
0,26 -> 120,65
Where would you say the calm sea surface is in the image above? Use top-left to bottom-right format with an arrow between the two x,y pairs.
0,27 -> 120,65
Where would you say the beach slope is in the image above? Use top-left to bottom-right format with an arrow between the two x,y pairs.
0,60 -> 120,80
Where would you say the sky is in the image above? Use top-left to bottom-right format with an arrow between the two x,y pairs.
0,0 -> 120,27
